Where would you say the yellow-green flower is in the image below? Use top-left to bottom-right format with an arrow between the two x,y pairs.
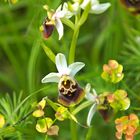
101,60 -> 124,83
0,114 -> 5,128
55,106 -> 69,121
36,117 -> 53,133
107,90 -> 130,112
32,99 -> 46,117
5,0 -> 18,4
36,117 -> 59,136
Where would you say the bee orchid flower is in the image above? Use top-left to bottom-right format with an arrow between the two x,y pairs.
81,0 -> 111,14
42,53 -> 85,107
41,3 -> 74,40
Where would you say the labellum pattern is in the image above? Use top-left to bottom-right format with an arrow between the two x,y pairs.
58,75 -> 85,107
42,18 -> 54,39
120,0 -> 140,15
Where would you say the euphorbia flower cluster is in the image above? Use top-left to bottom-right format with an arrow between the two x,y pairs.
115,114 -> 139,140
107,90 -> 130,112
101,60 -> 124,83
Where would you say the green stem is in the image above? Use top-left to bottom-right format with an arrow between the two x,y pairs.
68,4 -> 90,64
70,120 -> 77,140
61,18 -> 75,30
86,126 -> 93,140
68,4 -> 91,140
69,26 -> 80,64
131,107 -> 140,111
45,135 -> 48,140
70,107 -> 78,140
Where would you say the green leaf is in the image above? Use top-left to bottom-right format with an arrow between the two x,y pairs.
72,101 -> 93,115
44,97 -> 58,111
42,44 -> 55,64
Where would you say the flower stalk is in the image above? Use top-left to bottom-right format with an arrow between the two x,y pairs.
69,25 -> 80,64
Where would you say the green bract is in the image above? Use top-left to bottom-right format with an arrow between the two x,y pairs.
101,60 -> 124,83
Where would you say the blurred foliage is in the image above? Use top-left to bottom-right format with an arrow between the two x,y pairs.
0,0 -> 140,139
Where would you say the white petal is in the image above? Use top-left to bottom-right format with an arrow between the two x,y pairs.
55,3 -> 73,19
85,83 -> 91,94
92,89 -> 97,96
68,62 -> 85,77
55,18 -> 64,40
71,2 -> 80,15
55,11 -> 66,19
56,4 -> 62,13
87,103 -> 97,126
62,3 -> 73,18
85,93 -> 96,102
41,73 -> 60,83
90,3 -> 111,14
91,0 -> 99,5
80,0 -> 91,9
55,53 -> 68,75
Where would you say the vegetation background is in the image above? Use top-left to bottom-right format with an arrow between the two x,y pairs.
0,0 -> 140,139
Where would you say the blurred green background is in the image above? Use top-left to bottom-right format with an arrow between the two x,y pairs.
0,0 -> 140,139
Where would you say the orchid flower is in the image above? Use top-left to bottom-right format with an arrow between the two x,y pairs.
42,53 -> 85,107
41,3 -> 74,40
81,0 -> 111,14
85,83 -> 98,126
